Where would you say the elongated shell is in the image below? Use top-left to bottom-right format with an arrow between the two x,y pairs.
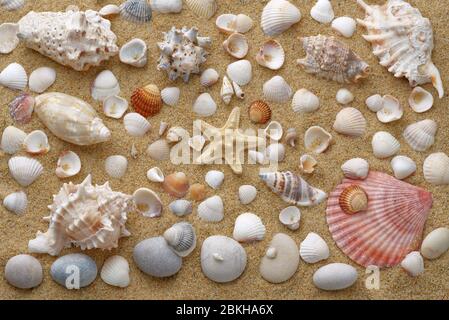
420,227 -> 449,260
263,75 -> 292,103
423,152 -> 449,185
300,232 -> 329,264
256,39 -> 285,70
403,119 -> 437,152
1,126 -> 26,155
261,0 -> 301,36
220,75 -> 234,105
233,213 -> 266,242
313,263 -> 357,291
185,0 -> 217,19
333,107 -> 366,137
326,171 -> 432,267
0,62 -> 27,91
3,191 -> 27,215
123,112 -> 151,137
163,222 -> 196,257
8,156 -> 43,187
341,158 -> 369,180
56,151 -> 81,178
101,255 -> 130,288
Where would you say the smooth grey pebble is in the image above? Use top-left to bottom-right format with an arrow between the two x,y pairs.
50,253 -> 97,289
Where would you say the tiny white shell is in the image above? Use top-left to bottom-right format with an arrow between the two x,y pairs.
223,33 -> 248,59
336,88 -> 354,105
377,95 -> 403,123
185,0 -> 217,19
233,212 -> 266,242
133,187 -> 163,218
421,227 -> 449,260
55,151 -> 81,178
119,38 -> 147,68
158,121 -> 169,137
130,143 -> 138,159
341,158 -> 369,180
256,39 -> 285,70
423,152 -> 449,185
264,121 -> 283,141
391,155 -> 416,180
409,87 -> 434,113
226,59 -> 252,86
263,75 -> 292,103
333,107 -> 366,137
28,67 -> 56,93
146,139 -> 170,161
146,167 -> 165,182
220,75 -> 234,105
205,170 -> 224,189
232,81 -> 244,99
0,62 -> 27,91
300,232 -> 330,263
23,130 -> 50,155
3,191 -> 27,215
299,154 -> 317,174
310,0 -> 334,24
265,143 -> 285,163
1,125 -> 26,155
331,16 -> 356,38
278,206 -> 300,230
292,89 -> 320,113
403,119 -> 437,152
200,68 -> 219,87
365,94 -> 383,112
99,4 -> 120,16
238,185 -> 257,205
166,126 -> 188,143
103,95 -> 128,119
401,251 -> 424,277
304,126 -> 332,154
0,23 -> 19,54
198,195 -> 224,222
8,156 -> 43,187
371,131 -> 400,159
101,255 -> 130,288
193,93 -> 217,117
313,263 -> 358,291
161,87 -> 180,107
91,70 -> 120,101
188,135 -> 206,152
150,0 -> 183,13
285,127 -> 298,147
168,199 -> 193,216
105,155 -> 128,179
123,112 -> 151,137
261,0 -> 301,36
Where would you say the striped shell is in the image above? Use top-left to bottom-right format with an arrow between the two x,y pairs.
131,84 -> 163,117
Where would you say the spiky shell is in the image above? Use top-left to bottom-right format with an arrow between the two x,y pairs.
163,222 -> 196,257
8,156 -> 43,187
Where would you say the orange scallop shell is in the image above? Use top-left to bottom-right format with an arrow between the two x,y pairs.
248,100 -> 271,124
163,172 -> 190,198
338,185 -> 368,215
131,84 -> 162,117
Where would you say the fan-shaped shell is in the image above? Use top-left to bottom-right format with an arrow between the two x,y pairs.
261,0 -> 301,36
401,251 -> 424,277
163,222 -> 196,257
8,156 -> 43,187
28,67 -> 56,93
131,84 -> 163,117
185,0 -> 217,19
205,170 -> 224,189
391,155 -> 417,180
105,155 -> 128,179
123,112 -> 151,137
200,68 -> 219,87
101,255 -> 130,288
3,191 -> 27,215
161,87 -> 180,107
256,39 -> 285,70
300,232 -> 330,264
133,187 -> 162,218
304,126 -> 332,154
168,199 -> 193,216
233,212 -> 266,242
339,185 -> 368,215
248,100 -> 271,124
91,70 -> 120,101
333,107 -> 366,137
332,16 -> 357,38
409,87 -> 433,113
423,152 -> 449,185
238,185 -> 257,205
193,93 -> 217,117
198,195 -> 224,222
147,139 -> 170,161
1,126 -> 26,155
120,0 -> 152,23
365,94 -> 384,112
371,131 -> 400,159
403,119 -> 437,152
292,89 -> 320,113
0,62 -> 27,91
341,158 -> 369,180
226,60 -> 252,86
263,76 -> 292,103
56,151 -> 81,178
336,88 -> 354,105
310,0 -> 334,24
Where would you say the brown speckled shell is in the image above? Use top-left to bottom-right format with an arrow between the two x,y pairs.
131,84 -> 163,117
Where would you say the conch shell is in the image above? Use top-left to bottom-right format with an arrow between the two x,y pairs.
357,0 -> 444,98
28,175 -> 133,256
35,92 -> 111,146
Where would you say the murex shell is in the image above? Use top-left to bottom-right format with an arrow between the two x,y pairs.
17,10 -> 119,71
28,175 -> 133,256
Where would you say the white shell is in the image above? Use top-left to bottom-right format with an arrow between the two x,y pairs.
146,139 -> 170,161
391,155 -> 416,180
409,87 -> 434,113
333,107 -> 366,137
336,88 -> 354,105
123,112 -> 151,137
200,68 -> 219,87
256,39 -> 285,70
0,62 -> 27,91
101,255 -> 130,288
168,199 -> 193,216
215,14 -> 253,34
119,38 -> 147,67
1,0 -> 25,11
150,0 -> 182,13
99,4 -> 120,16
185,0 -> 217,19
103,95 -> 128,119
299,154 -> 317,174
55,151 -> 81,178
205,170 -> 224,189
232,80 -> 245,99
423,152 -> 449,185
3,191 -> 27,215
233,212 -> 266,242
313,263 -> 358,291
163,222 -> 196,257
8,156 -> 43,187
365,94 -> 383,112
265,143 -> 285,163
146,167 -> 164,183
300,232 -> 330,263
376,95 -> 403,123
331,16 -> 356,38
198,195 -> 224,222
285,127 -> 298,147
238,185 -> 257,205
263,75 -> 292,103
158,122 -> 168,138
0,23 -> 19,54
166,126 -> 188,143
401,251 -> 424,277
264,121 -> 283,141
292,88 -> 320,113
248,150 -> 266,165
371,131 -> 400,159
223,33 -> 248,59
403,119 -> 437,152
261,0 -> 301,36
278,206 -> 300,230
133,187 -> 163,218
1,126 -> 26,155
28,67 -> 56,93
188,135 -> 206,151
421,227 -> 449,260
91,70 -> 120,101
226,60 -> 252,86
105,155 -> 128,179
23,130 -> 50,155
304,126 -> 332,154
341,158 -> 369,180
310,0 -> 334,24
193,93 -> 217,117
220,75 -> 234,105
161,87 -> 180,107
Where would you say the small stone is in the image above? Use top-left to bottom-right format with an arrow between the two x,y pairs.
50,253 -> 97,289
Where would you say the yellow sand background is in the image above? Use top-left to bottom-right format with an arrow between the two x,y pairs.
1,0 -> 448,299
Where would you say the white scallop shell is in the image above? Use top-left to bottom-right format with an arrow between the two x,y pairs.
193,93 -> 217,117
264,121 -> 283,141
333,107 -> 366,137
423,152 -> 449,185
261,0 -> 301,36
265,143 -> 285,163
1,0 -> 26,11
263,75 -> 292,103
3,191 -> 27,215
292,88 -> 320,113
238,185 -> 257,205
365,94 -> 383,112
300,232 -> 330,264
161,87 -> 180,107
391,155 -> 416,180
256,39 -> 285,70
299,154 -> 317,174
101,255 -> 130,288
200,68 -> 219,87
376,95 -> 403,123
150,0 -> 182,14
8,156 -> 43,187
331,16 -> 356,38
99,4 -> 120,16
146,139 -> 170,161
119,38 -> 147,67
103,95 -> 128,119
222,33 -> 248,59
401,251 -> 424,277
168,199 -> 193,216
205,170 -> 224,189
226,59 -> 252,86
120,0 -> 152,23
146,167 -> 165,183
163,222 -> 196,257
409,87 -> 434,113
313,263 -> 358,291
23,130 -> 50,155
304,126 -> 332,154
336,88 -> 354,105
1,126 -> 26,155
105,155 -> 128,179
0,23 -> 19,54
310,0 -> 334,24
185,0 -> 217,19
28,67 -> 56,93
198,195 -> 224,222
123,112 -> 151,137
133,187 -> 163,218
278,206 -> 300,230
91,70 -> 120,101
421,227 -> 449,260
233,212 -> 266,242
403,119 -> 437,152
0,62 -> 27,91
341,158 -> 369,180
55,151 -> 81,178
371,131 -> 400,159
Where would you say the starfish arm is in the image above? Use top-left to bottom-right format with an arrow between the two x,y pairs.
222,107 -> 241,130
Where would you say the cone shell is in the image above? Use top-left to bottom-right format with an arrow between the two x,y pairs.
403,119 -> 437,152
341,158 -> 369,180
133,187 -> 162,218
56,151 -> 81,178
131,84 -> 163,117
105,155 -> 128,179
300,232 -> 330,263
1,126 -> 26,155
326,171 -> 433,267
261,0 -> 301,36
292,88 -> 320,113
185,0 -> 217,19
161,87 -> 180,107
3,191 -> 27,215
8,92 -> 35,125
163,172 -> 190,198
220,75 -> 234,105
147,139 -> 170,161
333,107 -> 366,137
256,39 -> 285,70
163,222 -> 196,257
423,152 -> 449,185
0,62 -> 27,91
409,87 -> 434,113
123,112 -> 151,137
304,126 -> 332,154
338,185 -> 368,215
101,255 -> 130,288
198,195 -> 224,222
248,100 -> 271,124
371,131 -> 400,159
263,75 -> 292,103
233,212 -> 266,242
8,156 -> 43,187
238,185 -> 257,205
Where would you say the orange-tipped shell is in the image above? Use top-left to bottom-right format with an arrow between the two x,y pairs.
189,183 -> 207,201
248,100 -> 271,124
163,172 -> 190,198
131,84 -> 162,117
339,185 -> 368,215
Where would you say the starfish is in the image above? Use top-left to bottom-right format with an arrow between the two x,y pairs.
194,107 -> 265,175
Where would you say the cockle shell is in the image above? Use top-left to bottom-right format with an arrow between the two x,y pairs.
300,232 -> 330,264
193,93 -> 217,117
339,185 -> 368,215
401,251 -> 424,277
333,107 -> 367,137
8,92 -> 35,124
105,155 -> 128,179
205,170 -> 224,190
1,126 -> 26,155
163,222 -> 196,257
423,152 -> 449,185
233,213 -> 266,243
5,254 -> 43,290
298,35 -> 370,84
189,183 -> 207,201
3,191 -> 27,215
133,187 -> 162,218
248,100 -> 271,124
256,39 -> 285,70
23,130 -> 50,155
50,253 -> 98,289
0,62 -> 27,90
120,0 -> 152,23
103,95 -> 128,119
341,158 -> 369,180
332,16 -> 357,38
150,0 -> 182,14
215,14 -> 253,34
238,185 -> 257,205
278,206 -> 301,230
409,87 -> 433,113
185,0 -> 217,19
264,121 -> 283,141
371,131 -> 400,159
226,59 -> 252,86
304,126 -> 332,154
147,139 -> 170,161
163,172 -> 190,198
146,167 -> 165,183
365,94 -> 383,112
336,88 -> 354,105
220,75 -> 234,105
292,88 -> 320,113
131,84 -> 163,117
313,263 -> 358,291
377,95 -> 403,123
261,0 -> 301,36
223,33 -> 248,59
198,195 -> 224,222
99,4 -> 120,17
35,92 -> 111,146
0,23 -> 19,54
28,67 -> 56,93
326,171 -> 432,267
357,0 -> 444,98
285,128 -> 298,147
310,0 -> 334,24
119,38 -> 148,67
420,227 -> 449,260
391,155 -> 416,180
8,156 -> 43,187
200,68 -> 219,87
101,255 -> 130,288
263,75 -> 292,104
403,119 -> 437,152
260,171 -> 327,207
161,87 -> 180,107
299,154 -> 317,174
56,151 -> 81,178
123,112 -> 151,137
168,199 -> 193,216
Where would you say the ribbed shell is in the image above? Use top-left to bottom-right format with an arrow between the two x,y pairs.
8,156 -> 43,187
185,0 -> 217,19
163,222 -> 196,257
131,84 -> 163,117
333,107 -> 367,137
299,232 -> 330,264
260,0 -> 301,36
1,126 -> 26,155
233,213 -> 266,242
120,0 -> 152,23
403,119 -> 437,152
248,100 -> 272,124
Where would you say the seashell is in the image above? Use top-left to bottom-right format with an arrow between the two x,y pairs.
169,199 -> 193,216
403,119 -> 437,152
376,95 -> 403,123
256,39 -> 285,70
300,232 -> 330,263
200,68 -> 219,87
304,126 -> 332,154
105,155 -> 128,179
198,195 -> 224,222
327,171 -> 433,267
299,154 -> 317,174
292,88 -> 320,113
248,150 -> 266,165
238,185 -> 257,205
259,233 -> 299,283
161,87 -> 180,107
278,206 -> 301,230
147,167 -> 164,183
338,185 -> 368,215
298,35 -> 370,84
28,67 -> 56,93
8,156 -> 43,187
35,92 -> 111,145
226,60 -> 252,86
333,107 -> 366,137
357,0 -> 444,98
56,151 -> 81,178
103,95 -> 128,119
260,171 -> 327,207
119,38 -> 148,67
131,84 -> 163,117
261,0 -> 301,36
336,88 -> 354,105
5,254 -> 43,289
120,0 -> 152,23
423,152 -> 449,185
341,158 -> 369,180
371,131 -> 400,159
215,14 -> 253,34
23,130 -> 50,155
313,263 -> 357,291
188,135 -> 206,151
185,0 -> 217,19
220,75 -> 234,105
232,81 -> 244,99
8,92 -> 34,124
1,126 -> 26,155
233,212 -> 266,242
193,93 -> 217,117
130,143 -> 138,159
265,143 -> 285,163
50,253 -> 97,289
123,112 -> 151,137
391,155 -> 417,180
263,75 -> 292,103
331,16 -> 356,38
248,100 -> 271,124
163,172 -> 190,198
264,121 -> 283,141
365,94 -> 383,112
310,0 -> 334,24
201,235 -> 247,283
147,139 -> 170,161
409,87 -> 433,113
1,0 -> 25,11
0,62 -> 27,91
91,70 -> 120,102
150,0 -> 182,13
166,126 -> 188,143
223,33 -> 248,59
101,255 -> 130,288
401,251 -> 424,277
421,227 -> 449,260
205,170 -> 224,190
0,23 -> 19,54
3,191 -> 27,214
163,222 -> 196,257
285,128 -> 298,147
189,183 -> 207,201
133,187 -> 162,218
99,4 -> 120,17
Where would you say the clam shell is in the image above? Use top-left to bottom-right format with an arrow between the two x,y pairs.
292,88 -> 320,113
331,16 -> 356,38
423,152 -> 449,185
161,87 -> 180,107
265,143 -> 285,163
285,127 -> 298,147
200,68 -> 219,87
409,87 -> 434,113
403,119 -> 437,152
261,0 -> 301,36
310,0 -> 334,24
226,60 -> 252,86
1,125 -> 26,155
377,95 -> 403,123
3,191 -> 27,215
313,263 -> 357,291
365,94 -> 383,112
131,84 -> 162,117
99,4 -> 120,16
123,112 -> 151,137
278,206 -> 301,230
28,67 -> 56,93
168,199 -> 193,216
391,155 -> 416,180
120,0 -> 152,23
50,253 -> 97,289
8,92 -> 35,124
304,126 -> 332,154
216,14 -> 253,34
421,227 -> 449,260
223,33 -> 248,59
300,232 -> 329,263
189,183 -> 207,201
146,139 -> 170,161
233,212 -> 266,242
0,23 -> 19,54
256,39 -> 285,70
150,0 -> 182,13
371,131 -> 400,159
185,0 -> 217,19
299,154 -> 317,174
146,167 -> 165,183
341,158 -> 369,180
193,93 -> 217,117
8,156 -> 43,187
133,187 -> 163,218
0,62 -> 27,91
333,107 -> 366,137
338,185 -> 368,215
220,75 -> 234,105
163,172 -> 190,198
205,170 -> 224,189
198,195 -> 224,222
91,70 -> 120,101
401,251 -> 424,277
56,151 -> 81,178
105,155 -> 128,179
119,38 -> 148,67
263,75 -> 292,103
101,255 -> 130,288
238,185 -> 257,205
264,121 -> 283,141
23,130 -> 50,155
5,254 -> 42,289
336,88 -> 354,104
103,95 -> 128,119
163,222 -> 196,257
